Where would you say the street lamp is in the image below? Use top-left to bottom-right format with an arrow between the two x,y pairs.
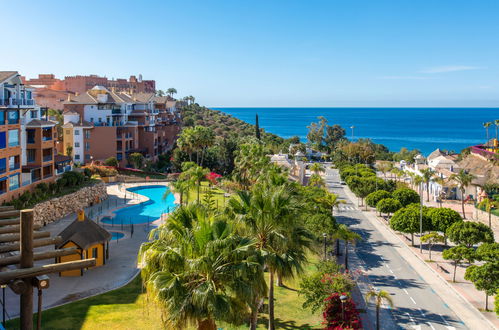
32,275 -> 50,330
339,294 -> 348,321
322,233 -> 327,260
350,126 -> 355,141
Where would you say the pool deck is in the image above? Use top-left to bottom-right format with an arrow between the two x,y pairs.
4,181 -> 177,320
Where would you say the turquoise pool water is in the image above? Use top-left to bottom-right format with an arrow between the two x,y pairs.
110,231 -> 125,241
102,185 -> 176,225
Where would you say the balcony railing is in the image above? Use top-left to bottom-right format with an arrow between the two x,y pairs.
22,180 -> 31,187
42,136 -> 52,141
9,163 -> 20,171
43,173 -> 53,179
43,155 -> 53,162
27,137 -> 35,144
9,184 -> 19,191
0,98 -> 35,106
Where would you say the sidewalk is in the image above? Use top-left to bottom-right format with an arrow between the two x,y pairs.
4,182 -> 173,320
342,185 -> 498,329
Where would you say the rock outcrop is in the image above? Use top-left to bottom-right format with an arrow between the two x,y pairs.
33,183 -> 108,226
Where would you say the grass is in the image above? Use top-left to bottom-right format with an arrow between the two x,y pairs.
6,254 -> 322,330
185,181 -> 229,208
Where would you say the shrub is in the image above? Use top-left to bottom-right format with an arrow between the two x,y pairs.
366,190 -> 392,208
104,156 -> 119,167
392,188 -> 420,206
83,167 -> 92,178
323,293 -> 362,329
376,198 -> 402,216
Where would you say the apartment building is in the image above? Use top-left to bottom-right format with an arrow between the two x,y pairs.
62,86 -> 180,166
0,71 -> 66,203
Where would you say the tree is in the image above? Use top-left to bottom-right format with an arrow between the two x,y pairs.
390,204 -> 432,245
309,162 -> 325,175
495,119 -> 499,141
128,152 -> 144,169
475,242 -> 499,262
317,191 -> 345,216
376,198 -> 402,217
449,170 -> 475,219
420,168 -> 436,202
104,156 -> 119,167
139,205 -> 266,330
442,245 -> 475,282
306,116 -> 327,150
309,173 -> 325,188
255,113 -> 261,140
366,190 -> 392,209
392,188 -> 420,206
495,289 -> 499,316
478,198 -> 499,228
465,262 -> 498,311
421,232 -> 444,260
65,145 -> 73,158
155,89 -> 165,97
376,161 -> 393,179
426,207 -> 462,245
182,164 -> 209,203
336,224 -> 361,271
323,293 -> 362,329
324,124 -> 346,151
365,289 -> 393,330
446,221 -> 494,248
299,261 -> 354,313
166,87 -> 177,97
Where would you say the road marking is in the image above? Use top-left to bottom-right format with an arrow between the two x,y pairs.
443,303 -> 449,309
410,296 -> 417,304
427,322 -> 436,330
445,327 -> 456,330
388,268 -> 394,274
403,289 -> 409,295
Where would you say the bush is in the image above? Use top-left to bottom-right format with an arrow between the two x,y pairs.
376,198 -> 402,216
104,157 -> 119,167
83,167 -> 92,178
393,188 -> 420,206
323,293 -> 362,329
366,190 -> 391,208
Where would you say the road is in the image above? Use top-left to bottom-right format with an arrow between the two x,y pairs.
325,167 -> 466,330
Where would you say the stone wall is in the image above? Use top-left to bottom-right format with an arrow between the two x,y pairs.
33,182 -> 108,226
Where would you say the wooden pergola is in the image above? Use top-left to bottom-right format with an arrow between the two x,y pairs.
0,207 -> 95,329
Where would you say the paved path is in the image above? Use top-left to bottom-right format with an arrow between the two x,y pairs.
4,182 -> 172,320
325,167 -> 481,330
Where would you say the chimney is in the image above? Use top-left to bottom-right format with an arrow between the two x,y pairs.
77,210 -> 85,222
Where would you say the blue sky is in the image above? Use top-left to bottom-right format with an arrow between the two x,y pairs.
2,0 -> 499,107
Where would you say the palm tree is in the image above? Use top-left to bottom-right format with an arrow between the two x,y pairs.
478,197 -> 499,228
166,87 -> 177,98
420,168 -> 436,202
365,289 -> 394,330
318,191 -> 345,216
139,204 -> 266,330
483,122 -> 492,146
155,89 -> 165,97
449,169 -> 475,219
308,173 -> 325,188
189,95 -> 196,104
169,179 -> 189,205
335,224 -> 361,270
309,162 -> 325,175
186,165 -> 209,203
432,176 -> 447,207
227,186 -> 312,330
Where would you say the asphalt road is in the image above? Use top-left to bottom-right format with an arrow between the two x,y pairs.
325,167 -> 466,330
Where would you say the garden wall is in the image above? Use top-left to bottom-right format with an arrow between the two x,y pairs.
33,182 -> 108,226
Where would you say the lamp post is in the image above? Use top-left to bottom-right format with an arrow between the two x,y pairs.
350,126 -> 355,141
322,233 -> 327,260
340,294 -> 347,321
419,187 -> 423,254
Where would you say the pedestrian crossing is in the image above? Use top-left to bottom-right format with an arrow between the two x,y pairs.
338,205 -> 356,211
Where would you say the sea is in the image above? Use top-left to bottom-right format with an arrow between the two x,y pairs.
214,108 -> 499,156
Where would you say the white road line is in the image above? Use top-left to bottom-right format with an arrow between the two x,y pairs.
388,268 -> 394,274
410,296 -> 417,304
427,322 -> 436,330
403,288 -> 409,295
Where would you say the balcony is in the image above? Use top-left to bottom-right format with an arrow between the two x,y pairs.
43,173 -> 53,179
43,155 -> 53,162
0,98 -> 35,107
9,163 -> 20,171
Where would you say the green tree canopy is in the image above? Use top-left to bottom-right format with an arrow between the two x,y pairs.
390,204 -> 432,245
104,156 -> 119,167
475,242 -> 499,262
427,207 -> 463,235
128,152 -> 144,169
465,262 -> 499,310
443,245 -> 475,282
446,221 -> 494,247
366,190 -> 392,208
376,198 -> 402,216
392,188 -> 420,206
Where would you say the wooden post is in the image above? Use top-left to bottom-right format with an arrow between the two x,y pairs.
20,209 -> 34,330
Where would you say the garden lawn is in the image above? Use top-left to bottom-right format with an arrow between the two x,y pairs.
186,181 -> 228,208
6,254 -> 322,330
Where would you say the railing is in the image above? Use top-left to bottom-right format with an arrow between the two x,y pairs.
27,157 -> 36,163
43,173 -> 53,179
31,176 -> 41,183
22,180 -> 31,187
27,138 -> 35,144
0,189 -> 6,195
9,184 -> 19,191
0,98 -> 35,106
8,141 -> 19,147
43,155 -> 53,162
9,163 -> 20,171
42,136 -> 52,141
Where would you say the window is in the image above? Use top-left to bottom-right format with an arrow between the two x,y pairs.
0,111 -> 4,125
0,132 -> 5,149
7,110 -> 19,124
0,158 -> 6,174
74,142 -> 80,148
117,153 -> 123,161
8,156 -> 19,171
85,154 -> 91,160
74,154 -> 80,160
27,129 -> 35,144
92,247 -> 98,259
27,149 -> 36,163
8,129 -> 19,147
30,110 -> 38,119
84,130 -> 90,139
9,174 -> 19,191
85,142 -> 90,150
74,129 -> 80,135
90,117 -> 94,122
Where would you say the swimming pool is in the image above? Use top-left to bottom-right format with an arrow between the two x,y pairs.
110,231 -> 125,241
101,185 -> 176,225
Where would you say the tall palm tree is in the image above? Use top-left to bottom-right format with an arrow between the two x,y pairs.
495,119 -> 499,141
449,169 -> 475,219
156,89 -> 165,97
166,87 -> 177,97
365,289 -> 394,330
318,190 -> 345,216
169,179 -> 189,205
334,224 -> 361,270
139,205 -> 266,330
483,122 -> 492,146
478,197 -> 499,228
308,173 -> 325,188
420,168 -> 436,202
227,186 -> 312,330
185,165 -> 209,203
413,174 -> 424,197
433,176 -> 447,207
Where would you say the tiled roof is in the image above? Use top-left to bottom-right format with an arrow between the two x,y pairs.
57,215 -> 111,250
25,119 -> 56,127
62,120 -> 94,128
130,92 -> 155,103
0,71 -> 18,84
64,92 -> 97,104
